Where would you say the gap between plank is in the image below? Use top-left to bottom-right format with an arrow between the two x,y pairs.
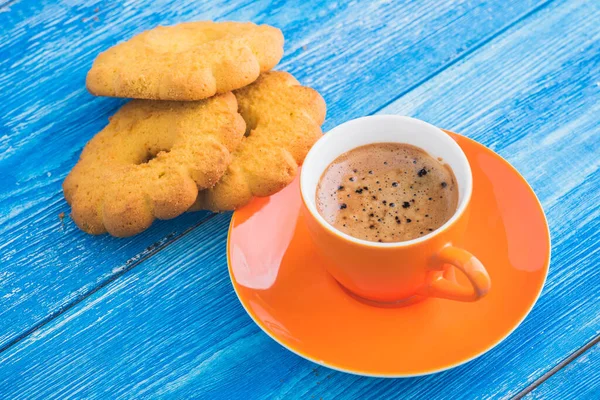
0,213 -> 218,355
512,334 -> 600,399
0,0 -> 21,12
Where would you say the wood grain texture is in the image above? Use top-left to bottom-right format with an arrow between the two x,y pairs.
0,0 -> 547,352
0,1 -> 598,398
524,342 -> 600,399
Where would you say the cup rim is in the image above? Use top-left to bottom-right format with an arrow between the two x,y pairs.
300,115 -> 473,248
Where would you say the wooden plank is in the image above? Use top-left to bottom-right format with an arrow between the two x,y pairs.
0,0 -> 547,351
514,336 -> 600,399
0,1 -> 598,398
524,341 -> 600,399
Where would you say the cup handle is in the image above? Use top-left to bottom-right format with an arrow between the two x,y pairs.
424,246 -> 491,302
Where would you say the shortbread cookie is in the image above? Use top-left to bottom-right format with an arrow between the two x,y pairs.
63,93 -> 245,237
191,71 -> 326,211
86,21 -> 284,101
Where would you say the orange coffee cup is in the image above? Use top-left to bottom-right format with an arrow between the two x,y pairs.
300,116 -> 491,305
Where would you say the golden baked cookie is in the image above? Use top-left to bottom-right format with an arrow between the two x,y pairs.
63,93 -> 245,237
86,21 -> 284,101
191,71 -> 326,211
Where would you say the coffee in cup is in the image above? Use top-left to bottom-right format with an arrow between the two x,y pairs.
316,143 -> 457,243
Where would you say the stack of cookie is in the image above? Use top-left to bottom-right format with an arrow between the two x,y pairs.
63,21 -> 326,237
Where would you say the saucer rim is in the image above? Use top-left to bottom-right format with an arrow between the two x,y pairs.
226,133 -> 551,378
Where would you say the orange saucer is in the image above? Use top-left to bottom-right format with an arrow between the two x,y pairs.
227,133 -> 550,377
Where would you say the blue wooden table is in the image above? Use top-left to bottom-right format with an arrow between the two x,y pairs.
1,0 -> 599,398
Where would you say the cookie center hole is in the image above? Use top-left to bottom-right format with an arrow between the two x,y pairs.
239,109 -> 258,137
137,148 -> 170,165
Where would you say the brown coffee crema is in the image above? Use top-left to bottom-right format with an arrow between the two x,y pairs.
316,143 -> 458,243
